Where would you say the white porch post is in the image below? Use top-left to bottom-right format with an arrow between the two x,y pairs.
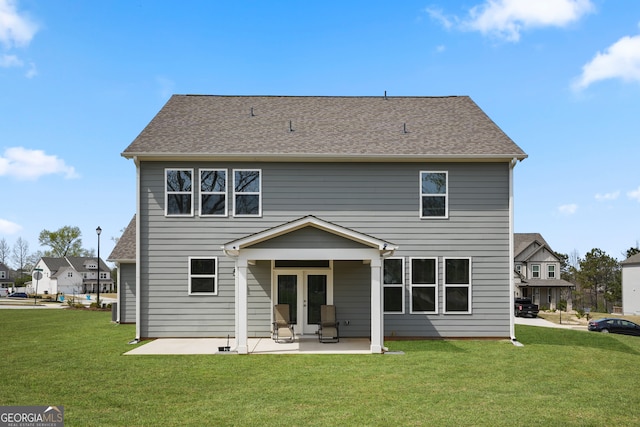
370,257 -> 384,354
236,260 -> 249,354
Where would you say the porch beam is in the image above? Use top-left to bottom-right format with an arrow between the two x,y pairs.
370,257 -> 383,354
235,260 -> 249,355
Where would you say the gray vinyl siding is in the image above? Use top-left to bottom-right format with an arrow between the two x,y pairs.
118,263 -> 136,324
138,161 -> 511,338
333,261 -> 371,337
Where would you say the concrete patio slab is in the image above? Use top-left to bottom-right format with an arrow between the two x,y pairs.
125,336 -> 372,355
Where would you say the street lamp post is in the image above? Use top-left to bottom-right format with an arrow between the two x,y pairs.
96,226 -> 102,307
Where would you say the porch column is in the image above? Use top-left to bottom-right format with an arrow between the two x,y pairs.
235,260 -> 249,354
370,257 -> 383,354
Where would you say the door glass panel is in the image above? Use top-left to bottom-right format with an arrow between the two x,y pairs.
307,275 -> 327,325
277,275 -> 297,324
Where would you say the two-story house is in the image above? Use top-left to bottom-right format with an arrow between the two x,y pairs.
121,95 -> 527,353
0,261 -> 15,292
513,233 -> 574,311
621,253 -> 640,315
32,257 -> 114,296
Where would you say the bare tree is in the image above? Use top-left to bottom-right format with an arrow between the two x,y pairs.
0,238 -> 10,265
11,237 -> 30,278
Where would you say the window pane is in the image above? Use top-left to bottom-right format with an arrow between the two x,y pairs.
235,194 -> 259,215
201,170 -> 225,192
167,194 -> 192,215
307,275 -> 327,325
235,170 -> 260,192
384,287 -> 403,312
445,287 -> 469,312
167,170 -> 192,192
191,258 -> 215,275
411,258 -> 436,284
201,194 -> 226,215
384,259 -> 403,284
445,259 -> 470,284
278,275 -> 297,324
422,172 -> 446,194
412,287 -> 436,312
191,277 -> 215,293
422,196 -> 445,217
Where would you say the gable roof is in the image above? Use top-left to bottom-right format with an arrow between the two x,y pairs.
622,253 -> 640,265
514,233 -> 552,258
123,95 -> 527,162
40,257 -> 110,274
108,215 -> 136,262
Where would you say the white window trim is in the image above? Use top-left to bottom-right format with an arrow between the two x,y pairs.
547,264 -> 556,279
419,171 -> 449,219
531,264 -> 541,279
199,168 -> 228,217
233,169 -> 262,217
409,257 -> 438,314
443,257 -> 472,314
383,257 -> 405,314
165,168 -> 194,217
188,256 -> 218,296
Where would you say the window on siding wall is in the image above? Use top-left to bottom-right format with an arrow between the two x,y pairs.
200,169 -> 227,216
547,264 -> 556,279
443,258 -> 471,314
420,171 -> 448,218
531,264 -> 540,278
233,169 -> 261,216
410,258 -> 438,314
383,258 -> 404,314
188,257 -> 217,295
166,169 -> 194,216
0,271 -> 5,279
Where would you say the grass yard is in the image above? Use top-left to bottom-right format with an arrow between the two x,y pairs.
2,310 -> 639,426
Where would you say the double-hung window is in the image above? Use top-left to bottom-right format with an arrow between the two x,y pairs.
531,264 -> 540,279
420,171 -> 448,218
410,258 -> 438,313
200,169 -> 227,216
188,257 -> 217,295
166,169 -> 194,216
443,258 -> 471,314
547,264 -> 556,279
383,258 -> 404,314
233,169 -> 261,216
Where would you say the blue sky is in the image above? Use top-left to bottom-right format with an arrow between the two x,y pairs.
1,0 -> 639,264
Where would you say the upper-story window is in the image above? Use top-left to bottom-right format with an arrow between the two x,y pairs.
531,264 -> 540,279
67,272 -> 73,278
200,169 -> 227,216
420,171 -> 448,218
443,258 -> 471,314
1,271 -> 6,279
100,272 -> 108,280
410,257 -> 438,314
547,264 -> 556,279
383,258 -> 404,314
515,264 -> 522,276
166,169 -> 194,216
233,169 -> 261,217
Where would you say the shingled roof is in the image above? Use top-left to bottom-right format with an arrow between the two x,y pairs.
107,215 -> 136,262
122,95 -> 527,161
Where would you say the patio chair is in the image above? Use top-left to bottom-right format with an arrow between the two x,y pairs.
272,304 -> 295,343
318,305 -> 339,343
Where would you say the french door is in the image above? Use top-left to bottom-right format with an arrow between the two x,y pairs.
275,271 -> 332,335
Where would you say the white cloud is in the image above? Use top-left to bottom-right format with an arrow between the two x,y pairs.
0,0 -> 39,48
0,52 -> 20,67
428,0 -> 594,42
573,34 -> 640,90
0,147 -> 79,180
558,203 -> 578,215
0,218 -> 22,234
595,191 -> 620,202
628,186 -> 640,202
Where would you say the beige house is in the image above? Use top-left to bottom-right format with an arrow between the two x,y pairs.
514,233 -> 574,311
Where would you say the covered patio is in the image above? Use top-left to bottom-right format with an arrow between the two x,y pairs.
125,336 -> 374,355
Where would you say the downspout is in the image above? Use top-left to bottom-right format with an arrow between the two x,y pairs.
134,156 -> 141,343
509,157 -> 520,345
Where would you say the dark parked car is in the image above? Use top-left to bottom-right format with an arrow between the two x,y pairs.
588,318 -> 640,336
8,292 -> 28,299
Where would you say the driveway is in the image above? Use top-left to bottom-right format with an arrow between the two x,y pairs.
515,316 -> 586,330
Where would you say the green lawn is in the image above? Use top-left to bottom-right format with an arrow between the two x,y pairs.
2,310 -> 639,426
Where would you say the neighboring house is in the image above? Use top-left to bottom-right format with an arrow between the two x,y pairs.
0,262 -> 15,291
121,94 -> 528,353
32,257 -> 114,295
107,215 -> 137,323
513,233 -> 574,311
621,253 -> 640,315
